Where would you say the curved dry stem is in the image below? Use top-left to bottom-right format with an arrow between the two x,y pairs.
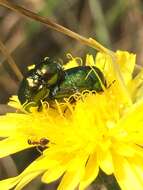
0,0 -> 132,105
0,0 -> 112,55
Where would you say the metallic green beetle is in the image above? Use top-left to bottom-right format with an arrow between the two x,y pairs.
18,57 -> 106,107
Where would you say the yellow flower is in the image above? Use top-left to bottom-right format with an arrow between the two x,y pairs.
1,50 -> 143,190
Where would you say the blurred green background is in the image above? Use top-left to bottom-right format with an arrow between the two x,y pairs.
0,0 -> 143,189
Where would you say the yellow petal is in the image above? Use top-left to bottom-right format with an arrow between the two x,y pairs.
116,50 -> 136,84
95,52 -> 114,82
42,165 -> 65,183
128,156 -> 143,182
129,69 -> 143,102
95,50 -> 136,84
113,153 -> 143,190
0,112 -> 34,137
112,142 -> 136,157
0,137 -> 29,158
85,54 -> 95,66
58,169 -> 83,190
79,152 -> 99,190
0,171 -> 43,190
15,171 -> 43,190
63,54 -> 82,70
57,156 -> 85,190
98,149 -> 114,175
116,97 -> 143,133
0,176 -> 20,190
0,152 -> 59,189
